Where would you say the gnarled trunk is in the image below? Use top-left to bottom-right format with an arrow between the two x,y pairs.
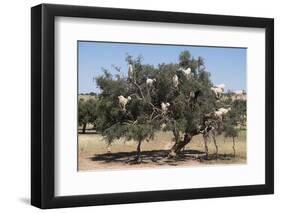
173,128 -> 180,144
168,132 -> 193,158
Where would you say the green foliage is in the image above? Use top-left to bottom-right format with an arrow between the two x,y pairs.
127,124 -> 154,142
178,51 -> 206,77
223,100 -> 246,138
92,51 -> 221,146
94,58 -> 159,144
78,98 -> 98,132
179,51 -> 191,68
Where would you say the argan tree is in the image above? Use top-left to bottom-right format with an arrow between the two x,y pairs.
92,50 -> 236,160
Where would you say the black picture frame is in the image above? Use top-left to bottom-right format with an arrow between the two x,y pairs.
31,3 -> 274,209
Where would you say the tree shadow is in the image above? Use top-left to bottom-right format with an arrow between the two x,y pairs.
202,153 -> 235,161
18,197 -> 30,205
89,149 -> 214,166
78,130 -> 100,134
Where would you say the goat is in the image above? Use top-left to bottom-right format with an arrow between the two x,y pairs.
161,123 -> 167,130
128,64 -> 134,80
210,84 -> 225,99
161,102 -> 170,114
146,78 -> 156,87
214,107 -> 231,120
234,90 -> 243,95
218,107 -> 231,114
231,90 -> 246,101
172,74 -> 179,88
179,67 -> 192,79
118,95 -> 131,111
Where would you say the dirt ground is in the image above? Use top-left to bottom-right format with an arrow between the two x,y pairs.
78,131 -> 246,171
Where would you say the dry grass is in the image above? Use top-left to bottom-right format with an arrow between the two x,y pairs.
79,95 -> 96,101
78,130 -> 246,171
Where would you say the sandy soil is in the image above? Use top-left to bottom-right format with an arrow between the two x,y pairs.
78,131 -> 246,171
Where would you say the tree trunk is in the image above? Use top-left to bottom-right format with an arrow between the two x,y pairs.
135,140 -> 142,162
168,133 -> 193,158
212,135 -> 218,159
203,134 -> 209,159
172,128 -> 180,144
232,137 -> 236,157
82,123 -> 87,134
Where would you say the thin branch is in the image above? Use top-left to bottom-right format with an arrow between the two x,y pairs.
130,93 -> 142,100
132,81 -> 145,100
130,79 -> 164,117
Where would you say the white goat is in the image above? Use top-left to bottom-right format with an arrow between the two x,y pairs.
231,90 -> 246,101
128,64 -> 134,80
161,123 -> 167,130
234,90 -> 243,95
218,107 -> 231,114
161,102 -> 170,114
172,74 -> 179,88
146,78 -> 156,87
118,95 -> 131,111
210,84 -> 225,99
214,107 -> 231,119
179,67 -> 192,79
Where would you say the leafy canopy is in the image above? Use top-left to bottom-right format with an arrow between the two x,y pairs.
93,51 -> 217,144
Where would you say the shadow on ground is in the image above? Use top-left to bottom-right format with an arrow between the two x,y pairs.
89,149 -> 234,166
78,130 -> 99,134
19,197 -> 30,205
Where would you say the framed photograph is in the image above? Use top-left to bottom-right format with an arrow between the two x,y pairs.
31,4 -> 274,209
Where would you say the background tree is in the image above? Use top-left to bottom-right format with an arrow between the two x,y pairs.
89,92 -> 96,96
78,98 -> 98,133
223,99 -> 246,157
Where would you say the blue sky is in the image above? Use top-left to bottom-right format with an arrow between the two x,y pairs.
78,41 -> 246,93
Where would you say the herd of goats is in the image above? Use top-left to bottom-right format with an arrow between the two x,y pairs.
110,63 -> 246,158
118,63 -> 245,112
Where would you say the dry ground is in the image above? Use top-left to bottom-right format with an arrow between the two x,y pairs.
78,130 -> 246,171
79,94 -> 96,101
